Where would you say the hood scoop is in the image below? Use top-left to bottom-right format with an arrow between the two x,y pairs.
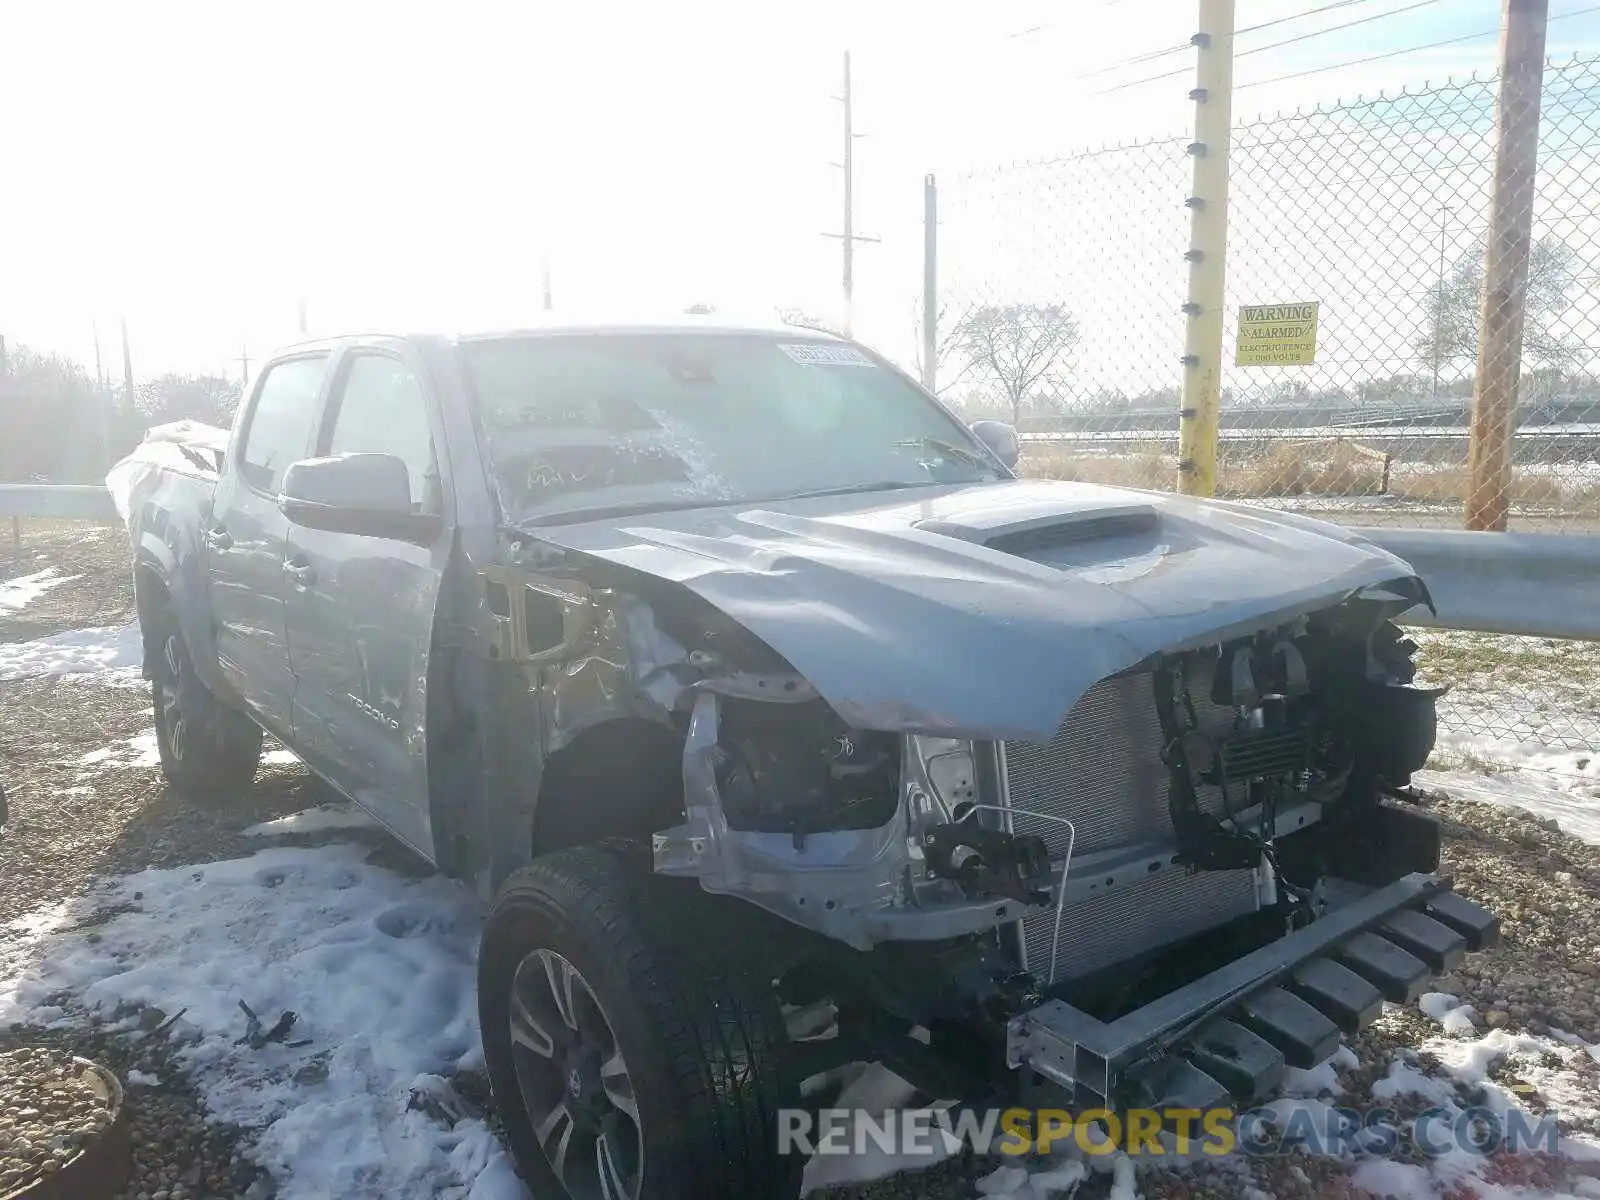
918,502 -> 1159,556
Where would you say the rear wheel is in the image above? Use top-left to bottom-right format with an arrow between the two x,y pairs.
479,846 -> 800,1200
151,610 -> 262,796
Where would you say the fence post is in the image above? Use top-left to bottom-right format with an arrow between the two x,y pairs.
1178,0 -> 1236,497
1465,0 -> 1549,532
922,174 -> 938,393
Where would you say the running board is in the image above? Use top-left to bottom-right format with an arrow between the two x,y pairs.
1007,874 -> 1499,1107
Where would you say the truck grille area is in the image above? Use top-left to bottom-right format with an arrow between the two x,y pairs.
1002,668 -> 1261,979
1018,863 -> 1260,982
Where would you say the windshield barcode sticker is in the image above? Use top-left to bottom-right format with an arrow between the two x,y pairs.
779,343 -> 874,367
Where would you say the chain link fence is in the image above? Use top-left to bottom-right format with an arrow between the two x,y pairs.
932,55 -> 1600,763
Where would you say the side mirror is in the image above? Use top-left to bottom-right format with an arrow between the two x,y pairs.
970,420 -> 1020,470
279,453 -> 440,542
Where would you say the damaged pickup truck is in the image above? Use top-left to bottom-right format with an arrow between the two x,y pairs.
112,319 -> 1497,1199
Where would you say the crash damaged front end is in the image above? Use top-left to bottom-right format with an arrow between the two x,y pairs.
641,586 -> 1499,1111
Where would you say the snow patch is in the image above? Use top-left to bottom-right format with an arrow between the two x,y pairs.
1371,1057 -> 1459,1107
0,622 -> 143,683
1420,758 -> 1600,847
0,842 -> 524,1199
1284,1057 -> 1344,1098
1420,991 -> 1479,1038
242,804 -> 377,838
125,1068 -> 160,1086
0,567 -> 80,612
797,1062 -> 958,1195
1349,1159 -> 1437,1200
77,731 -> 161,770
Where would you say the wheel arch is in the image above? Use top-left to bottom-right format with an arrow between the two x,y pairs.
529,716 -> 685,859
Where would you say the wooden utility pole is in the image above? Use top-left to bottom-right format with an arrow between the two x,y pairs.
1465,0 -> 1549,531
120,317 -> 136,413
92,322 -> 111,467
824,51 -> 878,337
1178,0 -> 1236,497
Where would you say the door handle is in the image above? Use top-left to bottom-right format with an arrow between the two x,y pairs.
205,526 -> 233,551
283,559 -> 316,587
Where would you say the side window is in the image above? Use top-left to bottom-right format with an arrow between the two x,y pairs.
238,356 -> 328,493
323,355 -> 441,514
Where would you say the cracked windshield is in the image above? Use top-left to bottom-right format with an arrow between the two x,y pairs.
462,333 -> 1001,524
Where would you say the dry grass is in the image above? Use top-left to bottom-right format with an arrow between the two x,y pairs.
1018,445 -> 1173,489
1019,441 -> 1600,513
1222,441 -> 1385,498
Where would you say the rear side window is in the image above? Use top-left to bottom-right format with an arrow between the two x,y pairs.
238,356 -> 327,493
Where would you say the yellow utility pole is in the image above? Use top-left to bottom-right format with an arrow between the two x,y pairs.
1178,0 -> 1235,497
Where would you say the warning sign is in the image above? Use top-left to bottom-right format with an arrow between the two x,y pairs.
1236,302 -> 1319,366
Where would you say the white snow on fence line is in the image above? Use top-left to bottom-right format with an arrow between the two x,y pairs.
0,621 -> 143,683
0,842 -> 525,1200
0,567 -> 81,613
242,803 -> 376,838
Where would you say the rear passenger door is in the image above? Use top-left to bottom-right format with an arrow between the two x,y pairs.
207,354 -> 328,734
283,346 -> 450,861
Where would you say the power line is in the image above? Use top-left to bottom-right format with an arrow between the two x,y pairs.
1092,0 -> 1442,95
1071,1 -> 1392,83
1239,0 -> 1441,58
1237,2 -> 1600,90
1029,0 -> 1398,88
1237,0 -> 1387,36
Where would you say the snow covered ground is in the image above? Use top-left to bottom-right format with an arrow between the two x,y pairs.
0,839 -> 526,1200
0,566 -> 80,612
0,620 -> 143,682
1412,628 -> 1600,846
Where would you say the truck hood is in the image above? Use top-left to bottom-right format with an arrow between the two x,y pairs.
532,479 -> 1428,741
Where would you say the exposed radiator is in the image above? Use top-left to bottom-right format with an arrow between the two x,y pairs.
1002,667 -> 1261,980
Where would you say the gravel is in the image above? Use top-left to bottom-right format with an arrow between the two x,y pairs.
0,1045 -> 115,1194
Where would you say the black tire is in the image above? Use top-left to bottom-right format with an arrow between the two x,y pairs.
150,607 -> 263,796
479,846 -> 801,1200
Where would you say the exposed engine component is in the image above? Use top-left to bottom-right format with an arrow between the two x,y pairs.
923,818 -> 1051,906
713,698 -> 899,833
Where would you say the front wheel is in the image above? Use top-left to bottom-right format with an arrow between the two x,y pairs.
479,847 -> 800,1200
151,611 -> 262,796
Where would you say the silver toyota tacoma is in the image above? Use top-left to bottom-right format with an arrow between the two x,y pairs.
113,317 -> 1498,1199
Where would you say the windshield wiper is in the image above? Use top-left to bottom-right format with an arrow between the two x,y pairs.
754,480 -> 930,503
894,436 -> 997,472
519,495 -> 737,526
520,480 -> 933,526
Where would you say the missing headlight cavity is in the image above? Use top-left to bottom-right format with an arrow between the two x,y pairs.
713,698 -> 899,834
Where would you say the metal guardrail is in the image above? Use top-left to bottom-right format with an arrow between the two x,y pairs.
0,485 -> 1593,641
1356,527 -> 1600,643
0,484 -> 119,522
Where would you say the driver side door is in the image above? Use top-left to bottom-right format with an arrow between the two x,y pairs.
283,346 -> 451,861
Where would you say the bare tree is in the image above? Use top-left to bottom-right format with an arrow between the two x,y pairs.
0,344 -> 110,482
137,373 -> 243,427
951,303 -> 1080,423
909,297 -> 980,398
1417,233 -> 1582,372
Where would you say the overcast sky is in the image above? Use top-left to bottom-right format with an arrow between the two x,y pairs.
3,0 -> 1599,381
